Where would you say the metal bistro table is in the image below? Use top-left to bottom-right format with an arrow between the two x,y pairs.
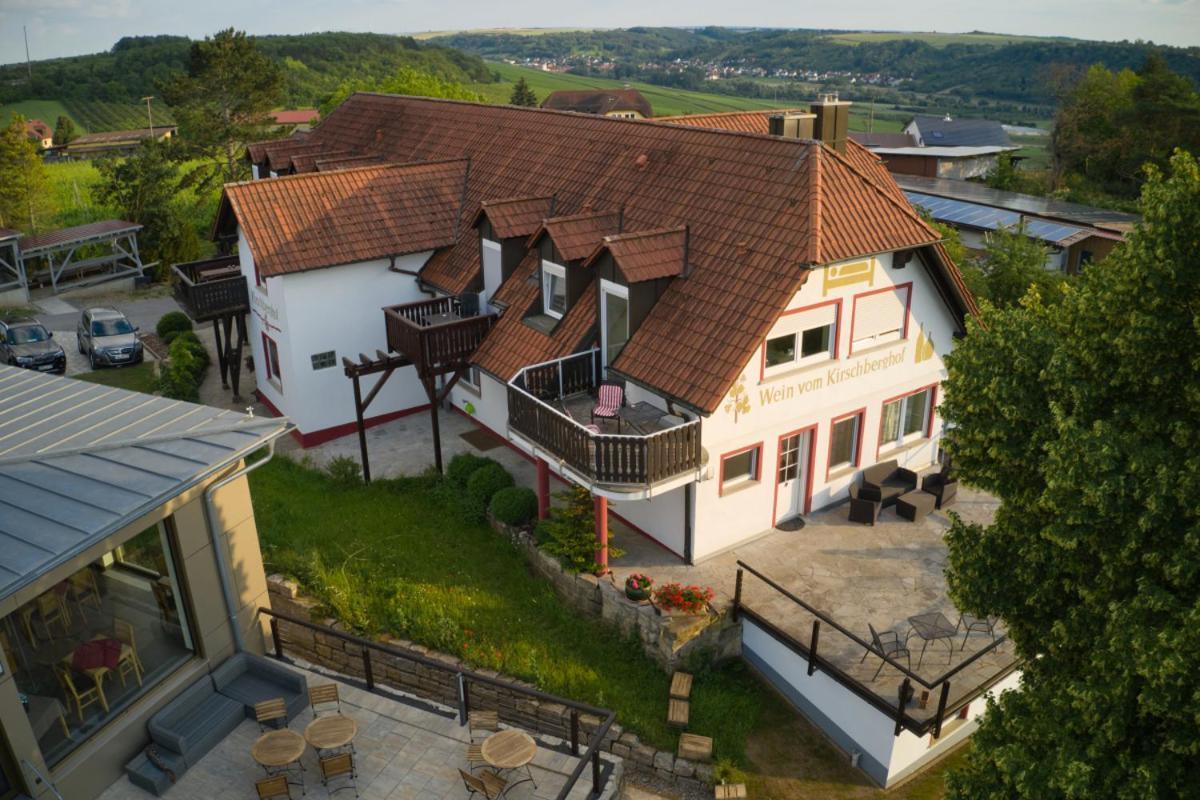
305,714 -> 357,754
481,729 -> 538,789
252,729 -> 306,784
619,401 -> 667,435
907,612 -> 958,669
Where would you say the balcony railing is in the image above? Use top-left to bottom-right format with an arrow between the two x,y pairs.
507,350 -> 703,488
172,256 -> 249,322
383,295 -> 496,378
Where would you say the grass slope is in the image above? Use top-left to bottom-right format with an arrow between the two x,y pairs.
413,28 -> 600,40
250,457 -> 767,761
1,98 -> 176,134
0,100 -> 78,131
475,63 -> 784,117
826,31 -> 1066,47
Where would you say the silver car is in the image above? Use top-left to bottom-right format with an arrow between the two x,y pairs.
77,308 -> 144,368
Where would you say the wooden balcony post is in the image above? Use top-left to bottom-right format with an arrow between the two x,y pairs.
593,494 -> 609,575
536,458 -> 550,520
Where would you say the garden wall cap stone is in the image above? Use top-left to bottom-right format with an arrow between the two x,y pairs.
653,751 -> 675,771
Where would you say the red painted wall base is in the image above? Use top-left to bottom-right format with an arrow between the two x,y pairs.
254,390 -> 431,448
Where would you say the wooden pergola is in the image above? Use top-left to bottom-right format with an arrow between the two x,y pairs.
18,220 -> 147,293
172,256 -> 250,400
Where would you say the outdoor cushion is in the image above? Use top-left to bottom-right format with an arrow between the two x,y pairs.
213,652 -> 308,723
861,460 -> 919,505
593,383 -> 623,418
147,675 -> 243,766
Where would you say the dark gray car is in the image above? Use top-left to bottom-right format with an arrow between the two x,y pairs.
0,318 -> 66,373
77,307 -> 143,368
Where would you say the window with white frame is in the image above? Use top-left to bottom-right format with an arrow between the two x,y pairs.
542,261 -> 567,319
880,387 -> 933,451
851,286 -> 910,352
829,412 -> 862,470
764,305 -> 837,373
721,446 -> 761,493
461,365 -> 482,391
600,280 -> 629,368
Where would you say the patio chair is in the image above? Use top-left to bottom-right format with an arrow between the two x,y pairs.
114,618 -> 145,680
848,485 -> 882,525
69,569 -> 103,615
459,768 -> 507,800
255,775 -> 293,800
591,380 -> 625,432
957,614 -> 999,650
860,460 -> 919,507
468,709 -> 499,740
254,698 -> 288,732
309,683 -> 341,716
36,593 -> 70,639
861,623 -> 911,681
55,665 -> 105,722
921,468 -> 959,509
320,752 -> 358,797
466,742 -> 488,772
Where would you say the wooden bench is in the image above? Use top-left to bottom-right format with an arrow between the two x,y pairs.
670,671 -> 693,700
714,783 -> 747,799
677,732 -> 713,762
667,698 -> 689,728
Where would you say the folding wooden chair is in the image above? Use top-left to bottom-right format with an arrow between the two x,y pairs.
255,774 -> 292,800
255,697 -> 289,732
36,593 -> 70,639
459,768 -> 507,800
55,665 -> 105,722
69,570 -> 102,615
468,709 -> 499,741
309,683 -> 341,716
319,752 -> 358,797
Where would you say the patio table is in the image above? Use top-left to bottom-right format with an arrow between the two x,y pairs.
906,612 -> 957,669
619,401 -> 665,434
424,311 -> 460,326
481,729 -> 537,788
252,729 -> 306,771
305,714 -> 357,752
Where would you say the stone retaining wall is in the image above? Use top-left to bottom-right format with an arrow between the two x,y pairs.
266,576 -> 715,790
488,515 -> 742,671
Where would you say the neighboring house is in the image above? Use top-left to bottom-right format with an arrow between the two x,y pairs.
896,174 -> 1136,273
271,108 -> 320,131
24,118 -> 53,150
54,127 -> 176,159
541,89 -> 653,119
0,365 -> 288,800
903,115 -> 1011,148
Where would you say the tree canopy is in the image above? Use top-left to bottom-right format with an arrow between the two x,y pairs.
508,77 -> 539,107
940,149 -> 1200,800
318,67 -> 483,117
52,115 -> 77,146
0,115 -> 50,233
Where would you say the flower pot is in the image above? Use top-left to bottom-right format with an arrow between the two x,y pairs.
625,586 -> 651,602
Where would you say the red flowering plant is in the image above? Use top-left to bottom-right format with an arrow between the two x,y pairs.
624,573 -> 653,601
652,582 -> 715,615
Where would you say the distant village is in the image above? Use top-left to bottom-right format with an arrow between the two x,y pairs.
506,56 -> 911,87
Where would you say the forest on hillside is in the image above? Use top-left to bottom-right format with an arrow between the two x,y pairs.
0,32 -> 495,108
432,27 -> 1200,106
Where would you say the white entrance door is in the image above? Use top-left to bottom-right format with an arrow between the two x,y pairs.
776,430 -> 811,523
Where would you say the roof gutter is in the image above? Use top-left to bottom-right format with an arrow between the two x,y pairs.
202,434 -> 282,654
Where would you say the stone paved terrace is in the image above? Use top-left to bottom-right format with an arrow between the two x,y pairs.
99,661 -> 621,800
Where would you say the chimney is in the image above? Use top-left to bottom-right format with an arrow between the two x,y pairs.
768,112 -> 816,139
810,93 -> 851,152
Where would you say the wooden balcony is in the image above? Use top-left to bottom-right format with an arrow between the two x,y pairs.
172,256 -> 249,322
383,296 -> 497,379
507,350 -> 704,489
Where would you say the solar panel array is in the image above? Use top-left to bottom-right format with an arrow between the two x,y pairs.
905,192 -> 1089,246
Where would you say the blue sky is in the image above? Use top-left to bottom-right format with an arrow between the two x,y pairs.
1,0 -> 1197,65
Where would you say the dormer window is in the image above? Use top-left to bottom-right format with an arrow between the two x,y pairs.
542,261 -> 567,318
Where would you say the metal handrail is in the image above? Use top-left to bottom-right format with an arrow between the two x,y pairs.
258,607 -> 614,799
21,759 -> 65,800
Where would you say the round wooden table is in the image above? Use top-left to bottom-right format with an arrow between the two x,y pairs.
252,729 -> 306,769
481,730 -> 536,770
304,715 -> 357,751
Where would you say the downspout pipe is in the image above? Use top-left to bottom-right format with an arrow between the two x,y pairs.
203,435 -> 282,653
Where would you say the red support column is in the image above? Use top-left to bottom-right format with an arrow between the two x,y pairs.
536,458 -> 550,520
593,494 -> 609,575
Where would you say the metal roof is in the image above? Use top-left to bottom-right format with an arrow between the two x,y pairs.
905,191 -> 1091,246
0,365 -> 289,601
873,146 -> 1018,158
18,220 -> 142,256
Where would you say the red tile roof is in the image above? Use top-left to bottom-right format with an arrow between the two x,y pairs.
475,196 -> 555,240
244,94 -> 973,412
25,119 -> 52,140
472,251 -> 597,381
220,160 -> 469,278
263,142 -> 326,174
656,109 -> 804,135
529,210 -> 622,263
585,227 -> 687,283
288,149 -> 355,174
541,89 -> 653,118
273,109 -> 320,125
316,154 -> 386,171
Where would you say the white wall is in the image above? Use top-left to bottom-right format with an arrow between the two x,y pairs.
612,485 -> 687,558
690,251 -> 960,560
238,237 -> 435,438
452,372 -> 510,439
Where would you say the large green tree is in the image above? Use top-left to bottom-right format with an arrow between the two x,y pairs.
162,28 -> 283,191
95,140 -> 203,271
508,77 -> 538,107
941,150 -> 1200,800
318,66 -> 482,117
52,115 -> 77,146
974,224 -> 1063,308
0,115 -> 51,232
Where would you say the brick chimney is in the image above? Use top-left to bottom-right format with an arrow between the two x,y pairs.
768,112 -> 816,139
810,93 -> 852,152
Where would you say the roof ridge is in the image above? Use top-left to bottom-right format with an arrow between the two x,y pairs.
809,146 -> 823,264
482,194 -> 556,208
656,108 -> 803,121
601,225 -> 687,243
224,156 -> 470,191
822,144 -> 941,243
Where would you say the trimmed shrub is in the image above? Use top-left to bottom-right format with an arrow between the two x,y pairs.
490,486 -> 538,526
172,330 -> 209,377
157,331 -> 210,401
447,452 -> 494,486
156,310 -> 193,341
466,462 -> 514,509
537,485 -> 623,573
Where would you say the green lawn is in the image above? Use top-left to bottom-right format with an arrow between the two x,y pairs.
250,457 -> 767,761
474,63 -> 785,117
74,362 -> 158,393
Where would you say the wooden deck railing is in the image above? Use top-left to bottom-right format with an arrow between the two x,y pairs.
172,256 -> 249,322
383,296 -> 496,378
507,350 -> 703,488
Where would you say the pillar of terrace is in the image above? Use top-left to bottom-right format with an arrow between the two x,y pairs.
593,494 -> 609,575
537,458 -> 550,520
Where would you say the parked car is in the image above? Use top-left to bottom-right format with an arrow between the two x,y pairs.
0,318 -> 67,373
77,307 -> 143,368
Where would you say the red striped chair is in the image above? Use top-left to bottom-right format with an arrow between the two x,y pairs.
591,381 -> 624,432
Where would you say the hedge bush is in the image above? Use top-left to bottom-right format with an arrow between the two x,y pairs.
157,331 -> 210,401
466,462 -> 514,509
156,311 -> 193,342
490,486 -> 538,526
447,453 -> 495,486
